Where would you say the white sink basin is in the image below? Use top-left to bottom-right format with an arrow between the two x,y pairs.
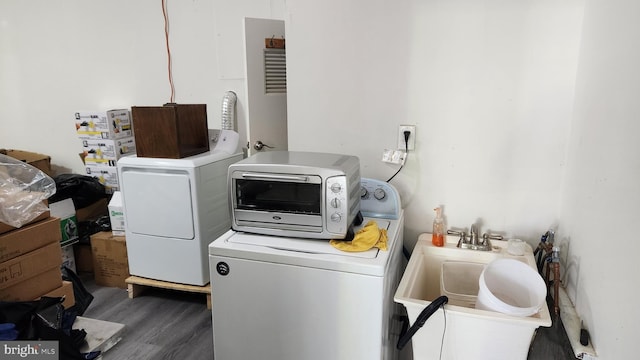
394,233 -> 552,360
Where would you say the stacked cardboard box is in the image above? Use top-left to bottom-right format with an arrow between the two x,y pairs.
0,217 -> 65,303
2,150 -> 75,306
1,149 -> 53,177
0,205 -> 50,236
75,109 -> 136,194
39,280 -> 75,308
90,231 -> 130,288
0,149 -> 53,236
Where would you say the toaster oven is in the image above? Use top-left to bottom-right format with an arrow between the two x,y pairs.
228,151 -> 361,239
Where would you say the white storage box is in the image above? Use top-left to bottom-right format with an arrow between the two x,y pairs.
75,109 -> 133,140
82,137 -> 136,166
108,191 -> 125,236
85,164 -> 119,194
50,198 -> 79,247
440,261 -> 483,308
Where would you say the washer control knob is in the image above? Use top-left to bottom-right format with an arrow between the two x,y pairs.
374,188 -> 386,200
360,187 -> 369,199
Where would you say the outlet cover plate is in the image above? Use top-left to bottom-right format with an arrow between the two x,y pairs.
382,149 -> 406,165
398,125 -> 416,150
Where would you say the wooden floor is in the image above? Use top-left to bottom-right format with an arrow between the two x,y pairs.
81,276 -> 213,360
79,275 -> 577,360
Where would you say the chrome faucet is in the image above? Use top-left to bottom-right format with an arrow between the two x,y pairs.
469,224 -> 479,245
447,222 -> 503,251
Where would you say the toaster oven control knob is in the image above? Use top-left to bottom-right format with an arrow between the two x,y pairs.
374,188 -> 386,200
330,183 -> 342,193
331,213 -> 342,222
330,198 -> 341,208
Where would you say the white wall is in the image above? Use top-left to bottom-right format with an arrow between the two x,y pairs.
287,1 -> 638,358
1,0 -> 637,358
0,0 -> 282,174
559,0 -> 640,358
286,0 -> 584,249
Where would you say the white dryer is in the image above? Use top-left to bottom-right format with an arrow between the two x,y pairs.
208,178 -> 405,360
118,150 -> 243,286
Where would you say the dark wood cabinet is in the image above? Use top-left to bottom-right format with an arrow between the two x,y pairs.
131,104 -> 210,159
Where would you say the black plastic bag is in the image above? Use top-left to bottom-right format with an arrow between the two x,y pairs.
77,215 -> 111,245
0,297 -> 99,360
49,174 -> 107,209
0,296 -> 62,340
61,266 -> 94,316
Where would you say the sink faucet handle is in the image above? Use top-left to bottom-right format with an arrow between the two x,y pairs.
482,233 -> 503,241
482,233 -> 503,246
447,230 -> 467,247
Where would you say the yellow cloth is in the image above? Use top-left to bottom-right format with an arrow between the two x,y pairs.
329,220 -> 388,252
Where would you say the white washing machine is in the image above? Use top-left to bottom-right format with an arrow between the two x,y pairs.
208,178 -> 405,360
118,150 -> 243,285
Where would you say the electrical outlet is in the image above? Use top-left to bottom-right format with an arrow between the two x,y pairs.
398,125 -> 416,150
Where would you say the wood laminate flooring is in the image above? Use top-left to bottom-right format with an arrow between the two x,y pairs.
79,275 -> 576,360
81,276 -> 213,360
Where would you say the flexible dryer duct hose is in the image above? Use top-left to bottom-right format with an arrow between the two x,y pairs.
221,91 -> 237,130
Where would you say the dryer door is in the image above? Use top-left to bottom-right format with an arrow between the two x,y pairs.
122,170 -> 195,240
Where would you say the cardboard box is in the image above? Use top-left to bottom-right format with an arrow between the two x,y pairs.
108,191 -> 125,236
0,217 -> 61,263
2,149 -> 53,177
131,104 -> 209,159
75,109 -> 134,140
74,243 -> 93,273
0,241 -> 62,290
0,206 -> 50,235
85,164 -> 119,194
39,280 -> 75,308
82,137 -> 136,166
76,198 -> 109,222
91,231 -> 129,288
50,199 -> 79,247
0,267 -> 62,302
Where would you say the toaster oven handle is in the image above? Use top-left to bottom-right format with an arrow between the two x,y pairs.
240,173 -> 312,183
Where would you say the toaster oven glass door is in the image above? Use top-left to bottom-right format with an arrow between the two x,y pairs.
235,177 -> 322,215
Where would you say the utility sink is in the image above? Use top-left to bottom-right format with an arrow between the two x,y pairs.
394,233 -> 552,360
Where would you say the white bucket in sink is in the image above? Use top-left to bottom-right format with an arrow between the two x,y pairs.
476,258 -> 547,317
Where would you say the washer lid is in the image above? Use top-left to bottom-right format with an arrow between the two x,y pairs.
210,217 -> 402,276
227,219 -> 390,259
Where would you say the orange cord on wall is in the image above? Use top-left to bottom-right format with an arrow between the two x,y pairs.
162,0 -> 175,103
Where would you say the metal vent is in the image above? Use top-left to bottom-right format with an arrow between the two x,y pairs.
264,48 -> 286,94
